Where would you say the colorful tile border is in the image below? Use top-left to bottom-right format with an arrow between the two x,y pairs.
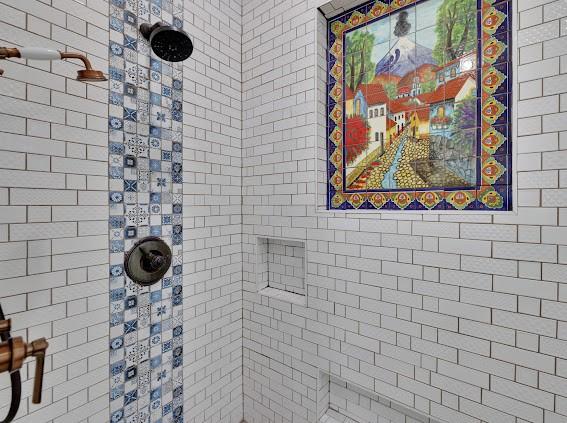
108,0 -> 184,422
326,0 -> 513,211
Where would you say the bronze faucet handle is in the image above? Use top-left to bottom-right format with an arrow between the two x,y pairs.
0,318 -> 10,334
26,338 -> 48,404
26,338 -> 48,358
0,47 -> 20,78
0,336 -> 48,403
0,47 -> 21,60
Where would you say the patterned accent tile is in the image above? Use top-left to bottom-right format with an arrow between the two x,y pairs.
109,0 -> 184,421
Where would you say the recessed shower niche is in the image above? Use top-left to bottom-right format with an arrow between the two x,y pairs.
256,236 -> 306,304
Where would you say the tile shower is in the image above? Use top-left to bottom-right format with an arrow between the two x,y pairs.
1,1 -> 567,423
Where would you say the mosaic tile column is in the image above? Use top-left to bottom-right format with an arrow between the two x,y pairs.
108,0 -> 184,422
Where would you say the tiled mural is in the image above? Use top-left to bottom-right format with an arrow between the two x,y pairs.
108,0 -> 184,422
327,0 -> 513,211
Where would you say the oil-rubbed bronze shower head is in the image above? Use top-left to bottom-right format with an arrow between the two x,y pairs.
0,47 -> 107,82
140,22 -> 193,62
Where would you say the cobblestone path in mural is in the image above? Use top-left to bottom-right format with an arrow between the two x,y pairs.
395,138 -> 429,189
365,132 -> 405,190
356,130 -> 470,190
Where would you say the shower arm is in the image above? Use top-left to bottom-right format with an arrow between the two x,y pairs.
60,51 -> 95,70
0,47 -> 107,81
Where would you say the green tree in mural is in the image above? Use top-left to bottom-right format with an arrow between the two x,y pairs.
345,30 -> 376,91
432,0 -> 477,66
421,78 -> 437,94
383,81 -> 398,99
419,68 -> 437,94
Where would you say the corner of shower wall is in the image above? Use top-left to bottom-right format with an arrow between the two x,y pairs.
243,0 -> 567,422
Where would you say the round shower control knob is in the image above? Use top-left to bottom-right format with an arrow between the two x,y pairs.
124,237 -> 172,286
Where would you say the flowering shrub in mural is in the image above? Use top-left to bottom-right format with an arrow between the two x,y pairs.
345,116 -> 371,165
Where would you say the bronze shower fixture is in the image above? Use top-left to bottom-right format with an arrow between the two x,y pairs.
0,304 -> 48,423
0,47 -> 107,82
124,236 -> 173,286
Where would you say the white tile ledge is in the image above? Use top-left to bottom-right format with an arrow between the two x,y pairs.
258,287 -> 306,306
320,410 -> 357,423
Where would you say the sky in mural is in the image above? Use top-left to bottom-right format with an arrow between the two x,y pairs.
366,0 -> 443,63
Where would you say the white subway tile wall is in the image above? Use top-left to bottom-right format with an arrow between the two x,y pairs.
0,1 -> 110,422
0,0 -> 244,422
2,0 -> 567,422
181,1 -> 243,422
242,1 -> 567,423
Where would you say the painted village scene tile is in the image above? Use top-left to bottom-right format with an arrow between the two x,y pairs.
327,0 -> 512,211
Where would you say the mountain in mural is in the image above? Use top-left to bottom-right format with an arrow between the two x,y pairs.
375,36 -> 435,77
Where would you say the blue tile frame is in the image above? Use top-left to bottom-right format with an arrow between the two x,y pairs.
108,0 -> 184,422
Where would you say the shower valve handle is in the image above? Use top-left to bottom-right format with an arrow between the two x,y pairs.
0,333 -> 48,404
27,338 -> 48,404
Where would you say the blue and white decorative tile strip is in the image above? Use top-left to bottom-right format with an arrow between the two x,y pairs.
109,0 -> 184,422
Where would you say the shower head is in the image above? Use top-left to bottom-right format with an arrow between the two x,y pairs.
140,22 -> 193,62
0,47 -> 107,82
60,52 -> 107,82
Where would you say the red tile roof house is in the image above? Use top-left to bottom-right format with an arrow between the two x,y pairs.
344,68 -> 476,184
421,75 -> 477,136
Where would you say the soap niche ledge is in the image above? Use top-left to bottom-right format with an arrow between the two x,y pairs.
318,371 -> 445,423
255,236 -> 307,305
